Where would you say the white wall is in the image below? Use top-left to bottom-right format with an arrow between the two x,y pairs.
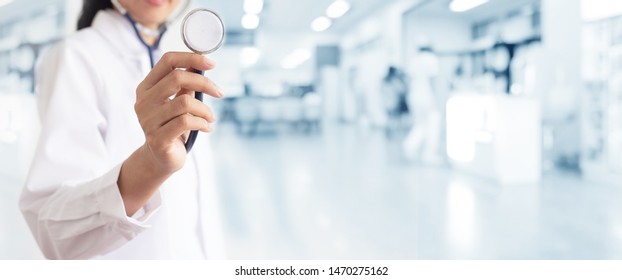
64,0 -> 82,34
501,13 -> 537,43
339,14 -> 390,124
582,0 -> 622,22
540,0 -> 582,159
404,15 -> 472,54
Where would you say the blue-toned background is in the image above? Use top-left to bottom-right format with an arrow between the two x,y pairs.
1,0 -> 622,259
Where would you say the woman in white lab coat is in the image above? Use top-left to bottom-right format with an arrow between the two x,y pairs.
19,0 -> 226,259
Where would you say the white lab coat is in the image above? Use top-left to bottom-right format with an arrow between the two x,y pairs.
403,50 -> 442,162
19,9 -> 226,260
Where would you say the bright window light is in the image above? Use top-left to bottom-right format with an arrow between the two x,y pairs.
582,0 -> 622,21
326,0 -> 350,18
446,96 -> 477,163
311,16 -> 332,32
241,14 -> 260,30
240,47 -> 261,67
281,48 -> 312,69
449,0 -> 489,13
447,182 -> 476,251
0,0 -> 13,8
244,0 -> 264,14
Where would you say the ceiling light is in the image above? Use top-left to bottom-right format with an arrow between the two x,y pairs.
449,0 -> 489,13
281,49 -> 312,69
0,0 -> 14,8
326,0 -> 350,18
311,16 -> 332,32
244,0 -> 264,14
241,14 -> 260,30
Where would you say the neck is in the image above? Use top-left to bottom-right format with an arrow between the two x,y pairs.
141,32 -> 159,46
113,8 -> 161,46
136,23 -> 162,47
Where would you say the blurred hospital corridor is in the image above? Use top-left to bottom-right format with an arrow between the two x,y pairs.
3,0 -> 622,260
210,122 -> 622,259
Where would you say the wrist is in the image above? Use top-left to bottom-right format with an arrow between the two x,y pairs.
117,144 -> 173,216
138,144 -> 176,178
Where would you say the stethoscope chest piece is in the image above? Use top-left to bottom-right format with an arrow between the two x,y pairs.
181,9 -> 225,54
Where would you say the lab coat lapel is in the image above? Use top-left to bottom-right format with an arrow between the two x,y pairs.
91,10 -> 151,74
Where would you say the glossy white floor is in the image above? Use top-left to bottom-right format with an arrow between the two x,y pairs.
2,122 -> 622,259
211,122 -> 622,260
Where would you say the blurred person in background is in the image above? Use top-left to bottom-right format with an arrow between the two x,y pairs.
19,0 -> 226,259
348,67 -> 368,126
403,41 -> 442,164
381,66 -> 409,138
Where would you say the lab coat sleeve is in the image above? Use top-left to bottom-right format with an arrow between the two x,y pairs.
19,40 -> 161,260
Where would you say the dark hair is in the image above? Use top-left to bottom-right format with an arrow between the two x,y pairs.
77,0 -> 113,30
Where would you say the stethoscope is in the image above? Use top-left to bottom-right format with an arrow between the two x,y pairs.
111,0 -> 225,152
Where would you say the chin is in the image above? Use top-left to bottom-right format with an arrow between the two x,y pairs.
138,11 -> 172,25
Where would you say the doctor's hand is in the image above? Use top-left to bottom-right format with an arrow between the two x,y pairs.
135,52 -> 222,172
118,52 -> 223,216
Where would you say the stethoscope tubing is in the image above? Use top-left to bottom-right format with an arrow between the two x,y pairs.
121,8 -> 200,153
184,70 -> 204,152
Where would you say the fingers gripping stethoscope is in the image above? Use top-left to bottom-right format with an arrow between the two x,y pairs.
180,9 -> 225,152
111,0 -> 225,152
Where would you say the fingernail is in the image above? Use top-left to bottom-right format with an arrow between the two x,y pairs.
204,56 -> 215,67
215,85 -> 224,98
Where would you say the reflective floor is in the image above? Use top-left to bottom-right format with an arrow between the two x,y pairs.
3,122 -> 622,259
211,122 -> 622,260
0,176 -> 43,259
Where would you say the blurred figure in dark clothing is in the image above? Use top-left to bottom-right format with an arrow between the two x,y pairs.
382,66 -> 409,138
